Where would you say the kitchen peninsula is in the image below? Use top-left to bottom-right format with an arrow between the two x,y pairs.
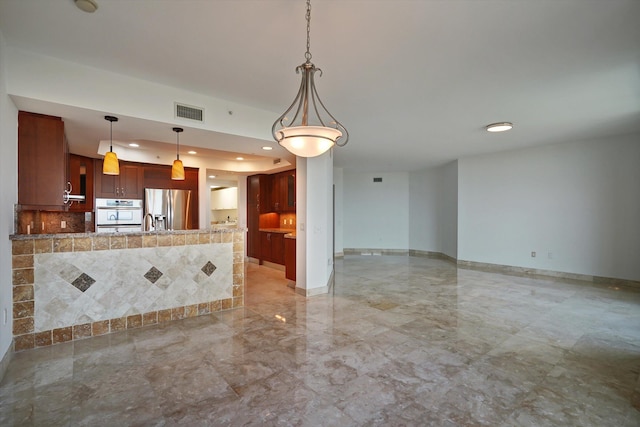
10,228 -> 244,351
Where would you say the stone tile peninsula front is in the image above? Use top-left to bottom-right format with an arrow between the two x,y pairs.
10,229 -> 244,351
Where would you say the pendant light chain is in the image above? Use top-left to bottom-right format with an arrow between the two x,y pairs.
305,0 -> 312,63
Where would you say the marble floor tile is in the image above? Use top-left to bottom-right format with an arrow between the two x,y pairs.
1,256 -> 639,426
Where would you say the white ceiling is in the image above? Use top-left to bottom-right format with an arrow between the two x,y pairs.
1,0 -> 639,173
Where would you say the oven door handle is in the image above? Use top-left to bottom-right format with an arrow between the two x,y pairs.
96,207 -> 141,210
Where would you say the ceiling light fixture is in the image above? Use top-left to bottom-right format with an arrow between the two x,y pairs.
188,150 -> 197,155
272,0 -> 348,158
128,143 -> 139,147
262,146 -> 273,151
75,0 -> 98,13
102,116 -> 119,175
236,157 -> 244,161
486,122 -> 513,132
171,127 -> 185,180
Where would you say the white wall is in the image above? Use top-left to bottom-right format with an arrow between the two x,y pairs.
343,171 -> 409,250
6,48 -> 275,142
333,167 -> 344,255
0,30 -> 18,362
408,160 -> 458,258
441,161 -> 458,258
458,134 -> 640,281
300,153 -> 334,293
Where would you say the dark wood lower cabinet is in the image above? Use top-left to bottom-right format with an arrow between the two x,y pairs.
285,237 -> 296,281
259,231 -> 285,265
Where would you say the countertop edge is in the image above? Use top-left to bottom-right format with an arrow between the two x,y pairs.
10,228 -> 247,240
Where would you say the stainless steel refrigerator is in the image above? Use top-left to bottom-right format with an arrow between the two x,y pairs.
144,188 -> 192,231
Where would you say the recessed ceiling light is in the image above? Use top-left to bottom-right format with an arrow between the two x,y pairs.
208,175 -> 216,179
486,122 -> 513,132
262,146 -> 273,151
210,185 -> 220,189
128,143 -> 139,147
236,157 -> 244,161
188,150 -> 197,155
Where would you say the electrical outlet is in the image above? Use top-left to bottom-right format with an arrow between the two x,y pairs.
61,220 -> 66,229
531,251 -> 536,258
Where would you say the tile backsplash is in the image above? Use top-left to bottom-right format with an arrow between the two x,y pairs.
16,208 -> 93,234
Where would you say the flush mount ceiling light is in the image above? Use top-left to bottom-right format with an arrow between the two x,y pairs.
128,143 -> 139,147
102,116 -> 119,175
171,127 -> 185,180
75,0 -> 98,13
486,122 -> 513,132
272,0 -> 348,158
188,150 -> 197,155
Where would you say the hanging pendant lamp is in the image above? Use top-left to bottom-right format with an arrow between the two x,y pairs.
102,115 -> 120,175
272,0 -> 348,158
171,127 -> 185,180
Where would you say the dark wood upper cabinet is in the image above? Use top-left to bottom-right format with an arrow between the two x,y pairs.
284,171 -> 296,211
18,111 -> 68,210
247,174 -> 271,214
143,164 -> 198,191
94,160 -> 144,199
270,170 -> 296,212
68,154 -> 94,212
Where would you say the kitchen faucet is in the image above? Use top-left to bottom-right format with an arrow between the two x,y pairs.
143,212 -> 155,230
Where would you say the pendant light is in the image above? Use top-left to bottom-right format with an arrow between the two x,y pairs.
272,0 -> 348,158
102,116 -> 120,175
171,127 -> 185,180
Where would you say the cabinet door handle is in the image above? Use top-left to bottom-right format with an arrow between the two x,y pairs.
116,188 -> 119,196
121,188 -> 125,197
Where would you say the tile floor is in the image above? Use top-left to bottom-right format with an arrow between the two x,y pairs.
1,255 -> 639,426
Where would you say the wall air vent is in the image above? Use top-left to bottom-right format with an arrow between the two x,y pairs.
175,103 -> 204,122
373,177 -> 383,183
273,158 -> 281,165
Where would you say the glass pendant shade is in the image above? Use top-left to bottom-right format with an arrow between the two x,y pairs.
171,159 -> 185,180
276,126 -> 341,157
103,115 -> 120,175
103,151 -> 120,175
171,127 -> 185,180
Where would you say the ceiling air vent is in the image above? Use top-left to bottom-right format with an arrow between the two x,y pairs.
373,177 -> 383,183
273,158 -> 281,165
175,103 -> 204,122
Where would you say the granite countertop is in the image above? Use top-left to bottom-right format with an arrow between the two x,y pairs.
259,228 -> 295,234
258,228 -> 296,239
10,227 -> 246,240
